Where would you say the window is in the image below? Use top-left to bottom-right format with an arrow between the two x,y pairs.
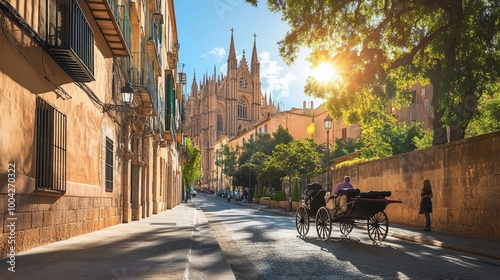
239,76 -> 247,88
258,127 -> 262,134
411,90 -> 417,104
35,97 -> 67,192
105,137 -> 114,192
264,124 -> 268,134
238,97 -> 248,119
217,114 -> 223,132
342,128 -> 347,139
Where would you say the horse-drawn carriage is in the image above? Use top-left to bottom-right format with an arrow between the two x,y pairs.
295,183 -> 402,242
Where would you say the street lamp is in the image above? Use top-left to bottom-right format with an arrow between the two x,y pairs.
121,83 -> 134,105
103,83 -> 134,112
324,114 -> 333,189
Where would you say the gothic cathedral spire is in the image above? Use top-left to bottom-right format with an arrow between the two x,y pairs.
227,28 -> 238,136
228,28 -> 237,72
251,33 -> 261,121
191,70 -> 198,97
251,33 -> 260,76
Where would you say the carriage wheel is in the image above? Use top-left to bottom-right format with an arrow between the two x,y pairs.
315,207 -> 332,241
367,211 -> 389,242
295,205 -> 310,238
339,222 -> 354,236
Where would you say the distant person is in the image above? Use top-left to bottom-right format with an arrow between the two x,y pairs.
419,179 -> 433,232
332,176 -> 354,195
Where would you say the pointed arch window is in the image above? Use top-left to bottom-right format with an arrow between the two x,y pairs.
217,114 -> 223,132
238,98 -> 248,119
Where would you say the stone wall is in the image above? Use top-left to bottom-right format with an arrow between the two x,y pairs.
330,131 -> 500,238
0,192 -> 121,256
0,173 -> 122,257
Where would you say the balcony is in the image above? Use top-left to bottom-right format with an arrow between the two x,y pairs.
86,0 -> 130,57
167,45 -> 179,70
164,74 -> 176,142
130,52 -> 159,119
157,96 -> 165,136
45,0 -> 94,82
146,22 -> 162,78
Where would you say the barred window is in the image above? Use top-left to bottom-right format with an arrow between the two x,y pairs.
238,98 -> 248,119
35,97 -> 67,193
105,137 -> 114,192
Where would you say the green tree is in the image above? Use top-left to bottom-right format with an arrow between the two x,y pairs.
360,116 -> 424,159
216,144 -> 238,189
389,121 -> 424,155
466,94 -> 500,137
265,138 -> 323,201
181,138 -> 201,190
414,129 -> 433,150
331,138 -> 362,159
246,0 -> 500,145
292,177 -> 300,202
233,127 -> 293,191
272,125 -> 294,147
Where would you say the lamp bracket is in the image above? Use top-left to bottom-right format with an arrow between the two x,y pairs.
102,104 -> 129,112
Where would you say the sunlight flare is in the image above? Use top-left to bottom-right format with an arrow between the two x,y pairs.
310,62 -> 338,83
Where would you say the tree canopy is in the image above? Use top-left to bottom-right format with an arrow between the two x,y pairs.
466,93 -> 500,137
246,0 -> 500,145
181,138 -> 201,189
264,138 -> 323,199
232,126 -> 292,190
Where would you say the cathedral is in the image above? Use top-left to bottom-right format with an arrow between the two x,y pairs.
185,30 -> 277,185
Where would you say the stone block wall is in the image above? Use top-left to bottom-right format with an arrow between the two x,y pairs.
0,193 -> 121,257
330,131 -> 500,238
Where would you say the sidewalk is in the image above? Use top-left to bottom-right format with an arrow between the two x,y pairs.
235,199 -> 500,260
0,202 -> 235,280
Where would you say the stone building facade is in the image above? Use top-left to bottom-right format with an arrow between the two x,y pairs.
0,0 -> 184,257
185,31 -> 277,186
390,82 -> 434,130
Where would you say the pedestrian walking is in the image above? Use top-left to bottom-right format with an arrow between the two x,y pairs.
419,179 -> 433,231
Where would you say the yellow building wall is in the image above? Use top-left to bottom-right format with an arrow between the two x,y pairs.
0,5 -> 122,256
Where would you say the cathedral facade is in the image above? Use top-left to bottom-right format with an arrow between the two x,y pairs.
185,31 -> 277,186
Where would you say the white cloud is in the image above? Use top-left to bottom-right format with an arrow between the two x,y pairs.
201,47 -> 226,62
259,52 -> 297,100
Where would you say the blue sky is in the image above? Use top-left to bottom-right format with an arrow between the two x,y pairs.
174,0 -> 323,110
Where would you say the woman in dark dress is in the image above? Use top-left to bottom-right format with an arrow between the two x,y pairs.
419,179 -> 433,231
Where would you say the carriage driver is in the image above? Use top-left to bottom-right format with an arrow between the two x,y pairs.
332,176 -> 354,195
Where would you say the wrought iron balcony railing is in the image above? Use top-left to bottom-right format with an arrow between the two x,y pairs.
130,52 -> 160,117
45,0 -> 94,82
